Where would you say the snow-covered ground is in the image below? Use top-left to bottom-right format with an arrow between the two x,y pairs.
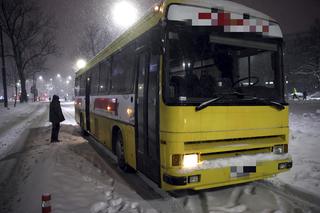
271,101 -> 320,198
0,102 -> 168,213
1,100 -> 320,213
0,102 -> 48,159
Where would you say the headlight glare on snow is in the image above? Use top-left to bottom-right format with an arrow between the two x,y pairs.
183,154 -> 199,168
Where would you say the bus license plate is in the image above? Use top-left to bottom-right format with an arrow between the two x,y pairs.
230,166 -> 256,178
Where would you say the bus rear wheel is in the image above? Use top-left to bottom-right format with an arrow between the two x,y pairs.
115,131 -> 129,171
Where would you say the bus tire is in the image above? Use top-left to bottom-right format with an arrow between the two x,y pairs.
115,130 -> 130,172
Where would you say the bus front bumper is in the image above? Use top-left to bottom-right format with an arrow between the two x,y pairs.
162,158 -> 292,191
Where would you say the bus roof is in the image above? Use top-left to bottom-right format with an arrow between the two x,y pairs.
76,0 -> 280,76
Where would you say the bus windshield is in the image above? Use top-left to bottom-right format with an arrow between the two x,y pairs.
164,24 -> 284,105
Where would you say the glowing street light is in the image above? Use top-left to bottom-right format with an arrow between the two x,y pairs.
57,74 -> 61,78
38,76 -> 43,80
68,76 -> 72,80
76,59 -> 87,70
112,1 -> 138,29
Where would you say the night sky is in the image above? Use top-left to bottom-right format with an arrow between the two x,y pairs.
40,0 -> 320,78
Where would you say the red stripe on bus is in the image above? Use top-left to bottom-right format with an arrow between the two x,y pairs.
94,98 -> 118,115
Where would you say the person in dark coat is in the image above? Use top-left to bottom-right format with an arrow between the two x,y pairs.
49,95 -> 65,142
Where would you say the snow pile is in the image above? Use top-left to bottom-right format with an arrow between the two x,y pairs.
272,105 -> 320,197
0,102 -> 47,159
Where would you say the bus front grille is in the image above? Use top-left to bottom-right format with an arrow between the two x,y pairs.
184,135 -> 286,161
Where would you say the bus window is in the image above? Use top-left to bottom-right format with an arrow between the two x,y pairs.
111,45 -> 135,94
75,77 -> 80,96
99,59 -> 111,95
90,65 -> 100,96
164,25 -> 282,104
79,75 -> 86,96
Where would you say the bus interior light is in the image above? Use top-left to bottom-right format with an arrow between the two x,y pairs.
183,154 -> 199,168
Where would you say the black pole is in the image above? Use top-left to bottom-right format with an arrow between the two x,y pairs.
0,25 -> 8,108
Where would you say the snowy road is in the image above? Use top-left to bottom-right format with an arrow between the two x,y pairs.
0,101 -> 320,213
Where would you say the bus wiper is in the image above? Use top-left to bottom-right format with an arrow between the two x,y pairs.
195,92 -> 285,112
195,92 -> 242,112
195,96 -> 224,112
245,97 -> 285,111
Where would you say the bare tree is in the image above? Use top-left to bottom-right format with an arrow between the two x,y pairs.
293,20 -> 320,88
285,19 -> 320,90
77,22 -> 111,60
0,0 -> 56,102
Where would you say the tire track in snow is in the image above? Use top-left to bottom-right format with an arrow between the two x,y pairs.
174,182 -> 319,213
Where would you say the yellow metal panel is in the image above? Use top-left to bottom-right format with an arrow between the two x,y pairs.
122,124 -> 137,169
87,113 -> 137,169
184,136 -> 285,153
160,103 -> 289,134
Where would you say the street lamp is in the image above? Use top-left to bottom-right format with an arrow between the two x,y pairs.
112,1 -> 138,29
76,59 -> 87,70
0,25 -> 8,108
57,74 -> 61,78
38,76 -> 43,80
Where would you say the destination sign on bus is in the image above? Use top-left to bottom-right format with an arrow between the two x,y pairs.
167,4 -> 282,38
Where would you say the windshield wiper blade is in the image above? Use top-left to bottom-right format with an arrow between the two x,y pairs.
195,96 -> 224,111
195,92 -> 285,112
195,92 -> 245,112
246,97 -> 285,111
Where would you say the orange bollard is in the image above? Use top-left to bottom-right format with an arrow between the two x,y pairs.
41,193 -> 51,213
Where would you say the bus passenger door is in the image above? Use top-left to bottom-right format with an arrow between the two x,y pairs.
85,75 -> 91,132
136,51 -> 160,185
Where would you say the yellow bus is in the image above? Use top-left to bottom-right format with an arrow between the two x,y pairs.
75,0 -> 292,191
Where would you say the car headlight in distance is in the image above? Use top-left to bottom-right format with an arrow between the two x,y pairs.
274,145 -> 284,154
183,154 -> 199,168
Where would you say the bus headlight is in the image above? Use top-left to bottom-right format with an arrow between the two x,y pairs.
183,154 -> 199,168
274,145 -> 284,154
